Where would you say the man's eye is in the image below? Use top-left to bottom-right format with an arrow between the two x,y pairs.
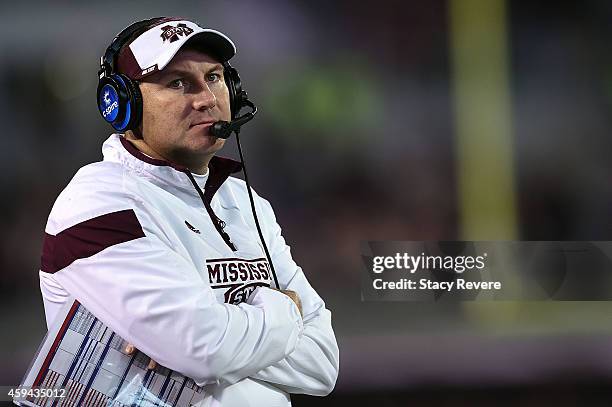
169,79 -> 186,88
206,73 -> 222,82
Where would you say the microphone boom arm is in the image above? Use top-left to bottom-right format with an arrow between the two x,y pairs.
210,100 -> 257,139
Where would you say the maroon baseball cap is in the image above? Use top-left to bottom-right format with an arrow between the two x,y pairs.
116,18 -> 236,79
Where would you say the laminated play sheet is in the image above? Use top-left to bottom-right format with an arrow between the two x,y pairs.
14,300 -> 204,407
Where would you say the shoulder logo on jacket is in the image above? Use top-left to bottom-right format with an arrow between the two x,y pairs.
206,258 -> 272,304
184,220 -> 201,234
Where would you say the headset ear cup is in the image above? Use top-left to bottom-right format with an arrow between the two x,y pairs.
223,64 -> 244,119
97,76 -> 127,128
120,74 -> 142,131
103,74 -> 141,132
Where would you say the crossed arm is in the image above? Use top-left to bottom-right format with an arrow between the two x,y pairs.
123,196 -> 339,395
41,191 -> 338,394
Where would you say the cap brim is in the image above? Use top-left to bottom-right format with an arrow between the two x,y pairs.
181,30 -> 236,64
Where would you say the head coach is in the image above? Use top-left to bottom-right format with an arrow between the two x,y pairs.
39,16 -> 338,406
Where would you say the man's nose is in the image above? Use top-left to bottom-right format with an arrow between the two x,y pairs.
193,83 -> 217,111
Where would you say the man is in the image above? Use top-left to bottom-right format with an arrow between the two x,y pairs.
39,17 -> 338,406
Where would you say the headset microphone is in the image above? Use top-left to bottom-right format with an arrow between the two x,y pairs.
210,99 -> 257,139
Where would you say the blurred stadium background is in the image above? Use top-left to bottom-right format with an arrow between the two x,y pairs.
2,0 -> 612,405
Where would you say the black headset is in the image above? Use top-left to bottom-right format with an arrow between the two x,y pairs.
97,18 -> 249,132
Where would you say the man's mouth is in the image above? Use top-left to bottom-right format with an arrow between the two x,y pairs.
189,120 -> 216,129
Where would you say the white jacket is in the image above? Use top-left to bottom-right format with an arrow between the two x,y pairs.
39,134 -> 339,406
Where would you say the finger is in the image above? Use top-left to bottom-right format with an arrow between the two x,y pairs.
147,359 -> 158,370
285,292 -> 303,316
124,344 -> 135,355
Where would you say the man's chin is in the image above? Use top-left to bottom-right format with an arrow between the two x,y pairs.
195,136 -> 226,154
170,139 -> 225,172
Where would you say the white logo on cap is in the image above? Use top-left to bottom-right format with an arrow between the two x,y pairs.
103,91 -> 111,106
141,66 -> 156,76
160,23 -> 194,43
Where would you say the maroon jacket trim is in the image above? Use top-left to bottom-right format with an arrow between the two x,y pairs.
119,136 -> 242,204
206,257 -> 267,263
204,156 -> 243,204
41,209 -> 145,274
119,136 -> 183,168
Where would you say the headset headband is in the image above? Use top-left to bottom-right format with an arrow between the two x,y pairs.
100,18 -> 168,77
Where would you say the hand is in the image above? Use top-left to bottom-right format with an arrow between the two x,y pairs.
273,289 -> 303,317
124,343 -> 158,370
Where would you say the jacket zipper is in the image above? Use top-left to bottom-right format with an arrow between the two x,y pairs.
185,172 -> 237,251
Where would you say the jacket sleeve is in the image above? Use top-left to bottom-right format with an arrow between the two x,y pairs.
249,195 -> 339,396
40,181 -> 303,387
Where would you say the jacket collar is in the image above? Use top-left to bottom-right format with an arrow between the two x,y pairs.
102,134 -> 242,204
